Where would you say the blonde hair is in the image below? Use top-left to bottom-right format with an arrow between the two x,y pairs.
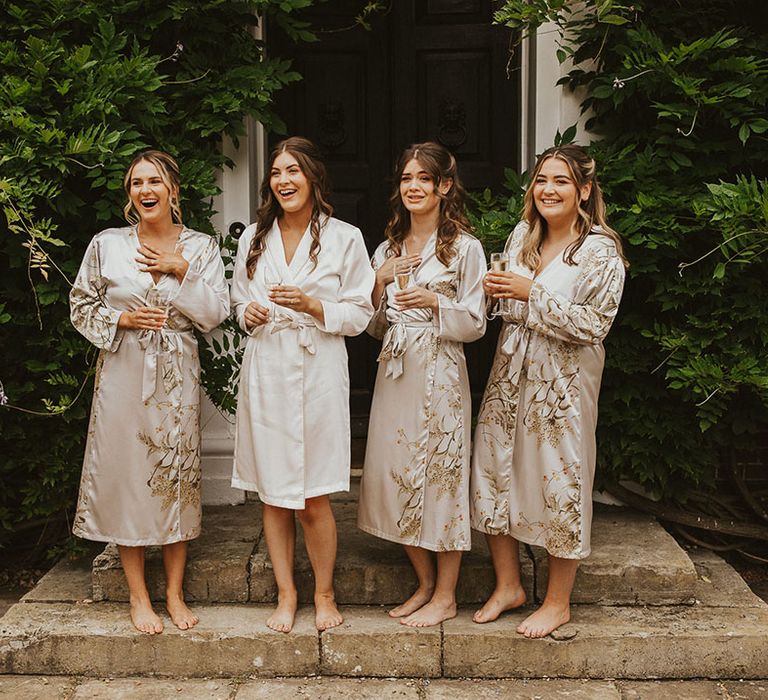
384,142 -> 471,267
519,144 -> 628,271
123,150 -> 183,226
245,137 -> 333,279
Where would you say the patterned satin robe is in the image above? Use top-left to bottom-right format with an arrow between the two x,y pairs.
470,222 -> 625,559
70,227 -> 229,546
358,233 -> 486,552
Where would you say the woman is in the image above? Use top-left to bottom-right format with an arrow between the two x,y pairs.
470,144 -> 628,637
358,142 -> 486,628
231,137 -> 375,634
70,150 -> 229,634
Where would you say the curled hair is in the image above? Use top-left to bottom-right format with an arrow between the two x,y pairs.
384,141 -> 471,267
519,144 -> 628,271
245,137 -> 333,279
123,150 -> 183,226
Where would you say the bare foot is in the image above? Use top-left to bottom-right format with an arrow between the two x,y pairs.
315,592 -> 343,631
400,598 -> 456,628
130,598 -> 163,635
473,585 -> 527,624
516,601 -> 570,638
388,585 -> 435,618
267,593 -> 297,633
166,594 -> 199,630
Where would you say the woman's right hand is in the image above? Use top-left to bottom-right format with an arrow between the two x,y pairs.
244,301 -> 270,330
118,307 -> 167,330
376,253 -> 422,286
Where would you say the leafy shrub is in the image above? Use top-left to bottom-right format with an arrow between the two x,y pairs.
490,0 -> 768,497
0,0 -> 316,553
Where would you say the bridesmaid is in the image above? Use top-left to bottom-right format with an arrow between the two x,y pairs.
70,150 -> 230,634
358,142 -> 486,628
231,137 -> 374,633
470,144 -> 628,637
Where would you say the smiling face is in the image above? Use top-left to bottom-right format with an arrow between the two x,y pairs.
270,151 -> 313,218
532,156 -> 592,228
399,158 -> 451,218
128,159 -> 176,225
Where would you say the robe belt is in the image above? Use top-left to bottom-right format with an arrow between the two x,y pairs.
500,323 -> 530,385
270,314 -> 316,355
137,328 -> 190,401
377,320 -> 436,380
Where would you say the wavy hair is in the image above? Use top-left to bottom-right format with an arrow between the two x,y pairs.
519,144 -> 628,271
123,150 -> 182,226
383,142 -> 471,267
245,137 -> 333,279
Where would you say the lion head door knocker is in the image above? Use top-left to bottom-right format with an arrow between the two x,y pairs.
317,100 -> 347,150
437,99 -> 467,148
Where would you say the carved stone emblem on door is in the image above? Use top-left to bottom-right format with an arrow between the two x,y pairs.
437,98 -> 467,148
317,100 -> 347,149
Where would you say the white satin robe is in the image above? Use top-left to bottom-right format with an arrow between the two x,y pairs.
470,222 -> 626,559
70,226 -> 229,546
231,217 -> 375,509
357,233 -> 487,552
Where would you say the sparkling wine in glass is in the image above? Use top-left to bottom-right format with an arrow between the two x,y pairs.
394,262 -> 414,291
264,269 -> 283,318
489,252 -> 510,316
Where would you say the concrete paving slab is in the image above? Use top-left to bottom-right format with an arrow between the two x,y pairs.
236,677 -> 421,699
442,605 -> 768,679
618,680 -> 768,699
250,500 -> 534,605
424,679 -> 620,698
72,678 -> 234,699
21,557 -> 92,604
92,504 -> 261,603
0,675 -> 76,699
319,607 -> 441,678
0,603 -> 318,678
688,548 -> 767,608
532,506 -> 697,605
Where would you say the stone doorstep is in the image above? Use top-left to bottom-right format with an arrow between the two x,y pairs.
3,678 -> 767,700
532,504 -> 698,606
89,500 -> 694,607
2,600 -> 768,680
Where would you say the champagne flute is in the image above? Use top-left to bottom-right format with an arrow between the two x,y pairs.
394,261 -> 414,292
264,269 -> 283,319
489,252 -> 510,316
144,288 -> 168,328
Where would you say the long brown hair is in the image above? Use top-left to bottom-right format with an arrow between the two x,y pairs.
123,150 -> 183,226
519,144 -> 628,271
245,137 -> 333,279
384,142 -> 471,267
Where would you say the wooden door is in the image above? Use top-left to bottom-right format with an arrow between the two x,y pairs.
268,1 -> 519,427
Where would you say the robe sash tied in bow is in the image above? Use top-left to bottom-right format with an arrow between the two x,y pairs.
270,314 -> 317,354
377,319 -> 435,380
500,323 -> 530,385
137,328 -> 188,401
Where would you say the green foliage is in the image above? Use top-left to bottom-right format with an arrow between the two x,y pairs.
0,0 -> 316,551
491,0 -> 768,497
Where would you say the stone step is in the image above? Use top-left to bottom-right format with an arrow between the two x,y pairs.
4,677 -> 767,700
90,495 -> 694,607
4,549 -> 765,679
2,564 -> 766,680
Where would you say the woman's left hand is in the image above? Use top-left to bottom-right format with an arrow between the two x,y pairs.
484,271 -> 533,302
394,286 -> 439,312
269,284 -> 322,317
136,244 -> 189,283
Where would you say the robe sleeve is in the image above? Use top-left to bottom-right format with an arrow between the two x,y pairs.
230,225 -> 257,334
171,235 -> 230,332
435,237 -> 487,343
365,245 -> 389,341
526,239 -> 626,345
314,229 -> 375,337
69,235 -> 123,351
